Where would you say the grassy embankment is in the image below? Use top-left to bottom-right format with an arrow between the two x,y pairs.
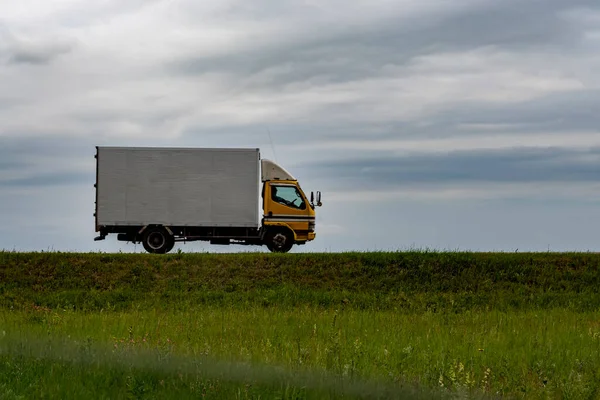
0,251 -> 599,399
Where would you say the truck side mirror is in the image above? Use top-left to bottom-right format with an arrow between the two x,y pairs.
311,191 -> 314,203
317,191 -> 322,206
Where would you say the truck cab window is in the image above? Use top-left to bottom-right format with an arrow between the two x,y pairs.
271,186 -> 306,210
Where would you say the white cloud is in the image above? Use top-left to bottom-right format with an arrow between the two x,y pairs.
1,0 -> 598,143
0,0 -> 542,140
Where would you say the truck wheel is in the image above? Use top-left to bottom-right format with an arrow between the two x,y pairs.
165,240 -> 175,254
265,229 -> 294,253
142,227 -> 174,254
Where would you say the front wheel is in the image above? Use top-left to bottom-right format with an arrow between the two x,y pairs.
142,227 -> 175,254
265,229 -> 294,253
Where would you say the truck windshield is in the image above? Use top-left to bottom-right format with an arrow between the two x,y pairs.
271,185 -> 306,210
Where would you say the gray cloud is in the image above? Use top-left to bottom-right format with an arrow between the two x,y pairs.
308,147 -> 600,189
0,160 -> 26,171
0,27 -> 74,65
0,135 -> 94,159
416,0 -> 594,50
0,172 -> 91,188
158,0 -> 600,148
8,49 -> 67,65
0,135 -> 94,188
5,41 -> 72,65
424,90 -> 600,137
171,0 -> 598,87
280,87 -> 600,144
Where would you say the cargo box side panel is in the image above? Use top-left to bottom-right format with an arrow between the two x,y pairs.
161,150 -> 213,225
210,150 -> 260,226
96,148 -> 128,226
123,149 -> 214,226
96,147 -> 259,228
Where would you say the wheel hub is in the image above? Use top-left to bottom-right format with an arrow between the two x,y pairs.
148,232 -> 166,250
272,233 -> 287,248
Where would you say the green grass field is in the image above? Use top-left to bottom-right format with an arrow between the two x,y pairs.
1,251 -> 599,399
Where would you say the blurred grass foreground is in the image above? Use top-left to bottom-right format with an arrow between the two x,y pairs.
1,251 -> 599,399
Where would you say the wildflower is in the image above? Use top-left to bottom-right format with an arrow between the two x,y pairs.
481,368 -> 492,391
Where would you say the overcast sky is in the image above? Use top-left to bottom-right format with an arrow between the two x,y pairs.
1,0 -> 599,253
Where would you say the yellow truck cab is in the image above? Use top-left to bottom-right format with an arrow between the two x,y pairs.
261,160 -> 320,252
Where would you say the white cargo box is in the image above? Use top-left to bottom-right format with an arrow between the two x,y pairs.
96,147 -> 260,228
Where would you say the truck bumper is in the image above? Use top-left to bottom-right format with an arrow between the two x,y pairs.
308,232 -> 316,241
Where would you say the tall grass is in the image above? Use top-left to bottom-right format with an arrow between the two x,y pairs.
2,307 -> 600,398
1,251 -> 599,312
0,332 -> 442,400
1,251 -> 599,398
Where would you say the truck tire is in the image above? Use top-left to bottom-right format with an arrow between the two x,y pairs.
165,240 -> 175,254
142,226 -> 174,254
265,228 -> 294,253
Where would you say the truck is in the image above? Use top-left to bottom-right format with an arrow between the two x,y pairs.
93,146 -> 322,254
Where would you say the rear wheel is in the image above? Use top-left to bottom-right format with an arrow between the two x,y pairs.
265,229 -> 294,253
142,227 -> 174,254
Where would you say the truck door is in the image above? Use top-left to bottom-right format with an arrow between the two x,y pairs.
264,182 -> 314,240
